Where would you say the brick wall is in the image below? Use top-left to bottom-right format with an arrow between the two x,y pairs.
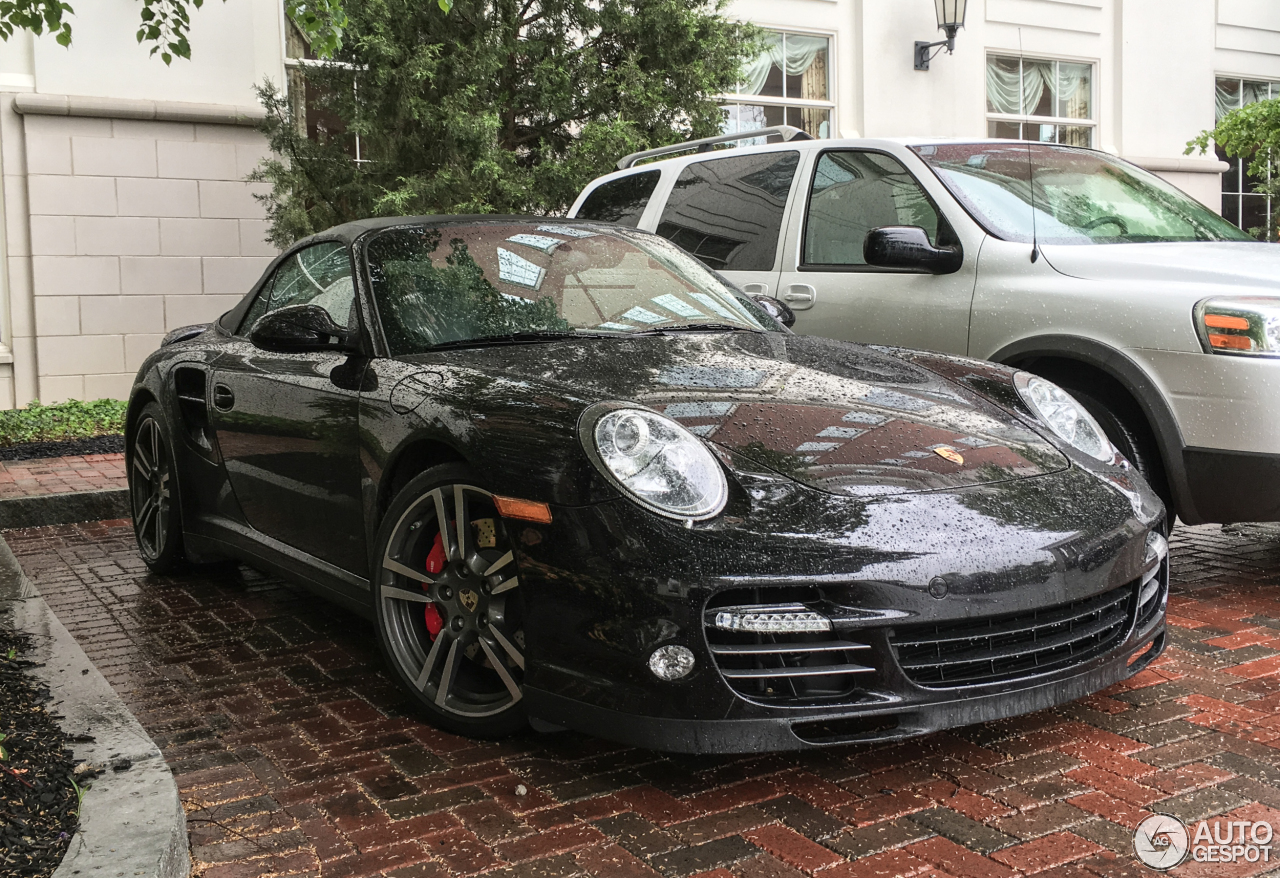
8,106 -> 276,404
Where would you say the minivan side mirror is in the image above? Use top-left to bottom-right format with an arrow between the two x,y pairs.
249,304 -> 356,354
751,295 -> 796,329
864,226 -> 963,275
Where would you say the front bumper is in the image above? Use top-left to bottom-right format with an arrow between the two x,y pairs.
527,627 -> 1165,753
516,464 -> 1167,753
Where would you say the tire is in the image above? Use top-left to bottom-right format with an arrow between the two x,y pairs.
128,401 -> 186,573
372,463 -> 527,738
1050,377 -> 1175,532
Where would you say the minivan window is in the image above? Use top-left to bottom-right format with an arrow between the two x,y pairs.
656,151 -> 800,271
912,142 -> 1253,244
804,151 -> 948,266
576,171 -> 661,227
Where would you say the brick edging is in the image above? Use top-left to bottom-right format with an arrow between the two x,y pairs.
0,533 -> 189,878
0,488 -> 130,529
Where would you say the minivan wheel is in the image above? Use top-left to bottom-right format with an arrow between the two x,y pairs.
1053,379 -> 1174,532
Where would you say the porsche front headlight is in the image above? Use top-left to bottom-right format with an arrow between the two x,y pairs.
1013,373 -> 1118,463
582,405 -> 728,521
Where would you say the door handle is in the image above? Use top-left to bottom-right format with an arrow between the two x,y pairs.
783,283 -> 816,309
212,383 -> 235,412
741,282 -> 770,295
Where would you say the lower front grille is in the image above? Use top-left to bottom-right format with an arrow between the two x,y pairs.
705,587 -> 875,705
891,584 -> 1135,688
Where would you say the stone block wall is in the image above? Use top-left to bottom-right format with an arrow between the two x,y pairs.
0,97 -> 277,406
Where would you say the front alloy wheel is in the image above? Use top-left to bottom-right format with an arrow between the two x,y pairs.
373,465 -> 526,737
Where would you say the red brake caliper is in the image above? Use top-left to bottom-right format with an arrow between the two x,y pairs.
423,531 -> 446,639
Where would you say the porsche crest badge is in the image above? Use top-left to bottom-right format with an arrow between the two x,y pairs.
933,446 -> 965,465
459,589 -> 479,613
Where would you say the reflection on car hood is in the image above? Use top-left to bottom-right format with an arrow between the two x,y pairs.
419,333 -> 1068,497
1041,241 -> 1280,288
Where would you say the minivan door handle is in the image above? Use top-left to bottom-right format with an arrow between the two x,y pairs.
741,282 -> 770,295
783,283 -> 816,310
212,383 -> 235,412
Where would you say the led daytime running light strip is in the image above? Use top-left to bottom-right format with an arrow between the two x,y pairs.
712,604 -> 832,633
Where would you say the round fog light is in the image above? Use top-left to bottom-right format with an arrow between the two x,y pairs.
649,645 -> 695,681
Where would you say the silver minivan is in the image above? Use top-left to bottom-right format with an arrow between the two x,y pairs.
569,129 -> 1280,527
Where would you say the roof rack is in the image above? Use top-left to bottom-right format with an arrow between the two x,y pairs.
615,125 -> 814,170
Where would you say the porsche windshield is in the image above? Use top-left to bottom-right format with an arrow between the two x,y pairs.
911,143 -> 1252,245
365,222 -> 774,354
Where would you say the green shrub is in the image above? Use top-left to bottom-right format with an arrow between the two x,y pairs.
0,399 -> 127,447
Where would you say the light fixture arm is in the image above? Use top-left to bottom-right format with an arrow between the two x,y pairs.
913,32 -> 956,71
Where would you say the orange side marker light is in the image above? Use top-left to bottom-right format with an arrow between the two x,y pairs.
1204,313 -> 1251,330
493,495 -> 553,524
1208,333 -> 1254,351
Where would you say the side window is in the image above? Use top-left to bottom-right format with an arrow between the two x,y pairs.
576,171 -> 660,227
803,151 -> 950,266
656,151 -> 799,272
237,242 -> 356,335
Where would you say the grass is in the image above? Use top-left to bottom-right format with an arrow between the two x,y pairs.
0,399 -> 127,447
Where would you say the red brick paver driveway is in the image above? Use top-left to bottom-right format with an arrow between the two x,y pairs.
0,453 -> 127,500
7,519 -> 1280,878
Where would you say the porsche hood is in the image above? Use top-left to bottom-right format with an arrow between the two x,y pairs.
421,333 -> 1069,498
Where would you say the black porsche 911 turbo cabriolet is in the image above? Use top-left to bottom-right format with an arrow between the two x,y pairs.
125,216 -> 1168,753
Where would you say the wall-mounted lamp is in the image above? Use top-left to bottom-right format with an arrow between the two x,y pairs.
914,0 -> 968,71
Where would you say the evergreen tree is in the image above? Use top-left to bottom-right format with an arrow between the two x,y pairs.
252,0 -> 760,247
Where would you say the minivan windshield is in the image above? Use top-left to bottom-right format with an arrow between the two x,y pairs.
911,143 -> 1252,245
365,222 -> 776,355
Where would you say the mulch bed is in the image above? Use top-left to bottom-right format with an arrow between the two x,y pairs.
0,617 -> 80,878
0,436 -> 124,462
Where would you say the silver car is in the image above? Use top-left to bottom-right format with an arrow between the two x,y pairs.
570,129 -> 1278,527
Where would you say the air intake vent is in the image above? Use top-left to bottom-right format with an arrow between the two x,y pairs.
173,367 -> 212,451
705,587 -> 875,705
891,584 -> 1135,688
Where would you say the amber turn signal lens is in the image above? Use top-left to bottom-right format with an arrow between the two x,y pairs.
493,495 -> 553,523
1208,333 -> 1254,351
1204,313 -> 1251,331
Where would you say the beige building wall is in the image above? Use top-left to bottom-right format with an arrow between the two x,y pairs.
0,0 -> 284,409
13,106 -> 273,404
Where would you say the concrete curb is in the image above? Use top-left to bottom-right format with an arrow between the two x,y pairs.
0,534 -> 189,878
0,488 -> 130,529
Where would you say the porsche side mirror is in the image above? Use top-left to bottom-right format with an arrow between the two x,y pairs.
249,304 -> 356,354
864,226 -> 963,275
752,295 -> 796,329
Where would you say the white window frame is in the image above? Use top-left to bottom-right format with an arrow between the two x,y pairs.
985,52 -> 1097,147
720,27 -> 838,139
280,9 -> 368,165
1215,73 -> 1280,239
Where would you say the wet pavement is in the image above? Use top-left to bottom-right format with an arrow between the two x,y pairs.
6,518 -> 1280,878
0,453 -> 126,500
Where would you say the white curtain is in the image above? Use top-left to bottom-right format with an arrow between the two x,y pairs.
986,58 -> 1021,115
986,58 -> 1089,118
740,34 -> 829,96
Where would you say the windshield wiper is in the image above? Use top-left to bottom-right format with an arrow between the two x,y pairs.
425,330 -> 659,351
426,331 -> 580,351
658,323 -> 763,334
